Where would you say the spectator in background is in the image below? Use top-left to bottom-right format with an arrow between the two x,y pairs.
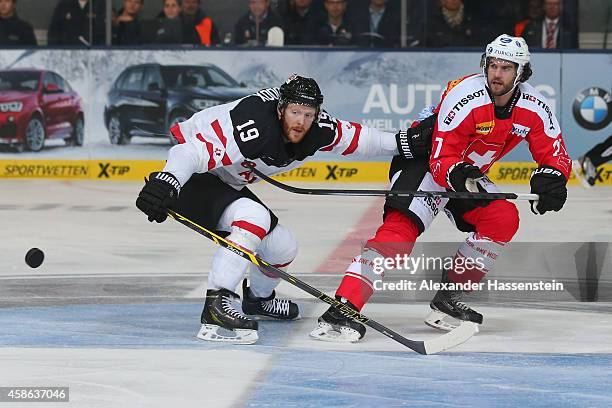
352,0 -> 401,48
276,0 -> 325,16
48,0 -> 106,46
234,0 -> 283,46
514,0 -> 543,37
281,0 -> 319,45
424,0 -> 476,47
113,0 -> 144,45
522,0 -> 578,49
315,0 -> 354,46
466,0 -> 519,44
181,0 -> 219,46
143,0 -> 198,44
0,0 -> 36,45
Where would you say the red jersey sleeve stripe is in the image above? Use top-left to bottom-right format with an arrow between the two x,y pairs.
170,123 -> 185,144
211,119 -> 233,165
341,122 -> 362,156
196,133 -> 216,170
320,119 -> 343,151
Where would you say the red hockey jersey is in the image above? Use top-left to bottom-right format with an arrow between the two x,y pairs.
430,74 -> 571,188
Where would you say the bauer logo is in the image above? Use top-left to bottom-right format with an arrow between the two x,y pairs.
572,88 -> 612,130
475,121 -> 495,135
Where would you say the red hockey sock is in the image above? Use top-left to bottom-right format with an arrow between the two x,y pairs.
335,209 -> 419,310
447,200 -> 519,286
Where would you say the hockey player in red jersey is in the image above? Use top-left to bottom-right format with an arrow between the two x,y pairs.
311,34 -> 572,342
135,74 -> 435,344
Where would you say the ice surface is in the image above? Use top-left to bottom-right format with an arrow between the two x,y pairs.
0,180 -> 610,407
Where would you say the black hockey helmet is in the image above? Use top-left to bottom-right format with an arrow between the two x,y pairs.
278,74 -> 324,113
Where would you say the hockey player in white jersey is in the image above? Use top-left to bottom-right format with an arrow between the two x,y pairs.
135,74 -> 435,344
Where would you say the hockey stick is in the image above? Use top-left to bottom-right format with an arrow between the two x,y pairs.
167,209 -> 478,355
249,166 -> 539,201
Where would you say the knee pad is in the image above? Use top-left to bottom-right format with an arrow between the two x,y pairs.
219,198 -> 271,240
257,224 -> 298,268
226,225 -> 262,251
464,200 -> 519,242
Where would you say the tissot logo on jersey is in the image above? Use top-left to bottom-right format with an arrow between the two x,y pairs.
510,124 -> 530,138
443,89 -> 486,125
522,93 -> 556,131
475,121 -> 495,135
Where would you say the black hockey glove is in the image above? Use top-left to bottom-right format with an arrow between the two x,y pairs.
395,113 -> 437,159
529,166 -> 567,215
136,172 -> 181,223
448,162 -> 485,193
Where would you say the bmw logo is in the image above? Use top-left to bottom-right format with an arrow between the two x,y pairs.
572,87 -> 612,130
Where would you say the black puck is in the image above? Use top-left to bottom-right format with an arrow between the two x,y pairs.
25,248 -> 44,268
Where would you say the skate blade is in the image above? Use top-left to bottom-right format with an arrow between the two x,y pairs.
572,160 -> 593,188
309,322 -> 361,343
196,324 -> 258,345
424,309 -> 461,332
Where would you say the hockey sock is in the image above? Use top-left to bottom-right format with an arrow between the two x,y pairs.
448,201 -> 518,285
336,209 -> 419,309
447,232 -> 506,285
248,224 -> 297,298
249,267 -> 284,298
209,226 -> 263,292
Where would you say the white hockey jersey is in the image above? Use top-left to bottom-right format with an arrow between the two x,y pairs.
163,87 -> 398,188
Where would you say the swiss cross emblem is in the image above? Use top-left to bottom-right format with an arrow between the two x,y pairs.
464,139 -> 504,169
468,150 -> 497,168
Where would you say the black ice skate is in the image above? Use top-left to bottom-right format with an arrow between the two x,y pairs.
425,273 -> 483,332
197,288 -> 259,344
241,280 -> 300,320
310,298 -> 366,343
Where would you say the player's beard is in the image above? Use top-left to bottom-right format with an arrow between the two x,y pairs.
488,77 -> 515,97
282,118 -> 308,143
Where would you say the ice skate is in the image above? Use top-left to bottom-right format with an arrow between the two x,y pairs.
425,272 -> 483,332
572,156 -> 596,187
197,288 -> 259,344
241,279 -> 300,320
310,299 -> 366,343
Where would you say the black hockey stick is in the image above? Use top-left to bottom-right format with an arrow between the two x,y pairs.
249,166 -> 539,201
168,209 -> 478,355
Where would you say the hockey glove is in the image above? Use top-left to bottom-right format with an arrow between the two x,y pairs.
395,113 -> 437,159
529,166 -> 567,215
136,172 -> 181,223
448,162 -> 485,193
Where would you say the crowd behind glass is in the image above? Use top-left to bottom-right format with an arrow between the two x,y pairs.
0,0 -> 607,49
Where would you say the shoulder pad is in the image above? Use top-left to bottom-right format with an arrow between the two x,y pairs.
230,95 -> 283,159
438,75 -> 488,131
517,83 -> 561,138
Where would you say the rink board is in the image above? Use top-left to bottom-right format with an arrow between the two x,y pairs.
1,159 -> 611,185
